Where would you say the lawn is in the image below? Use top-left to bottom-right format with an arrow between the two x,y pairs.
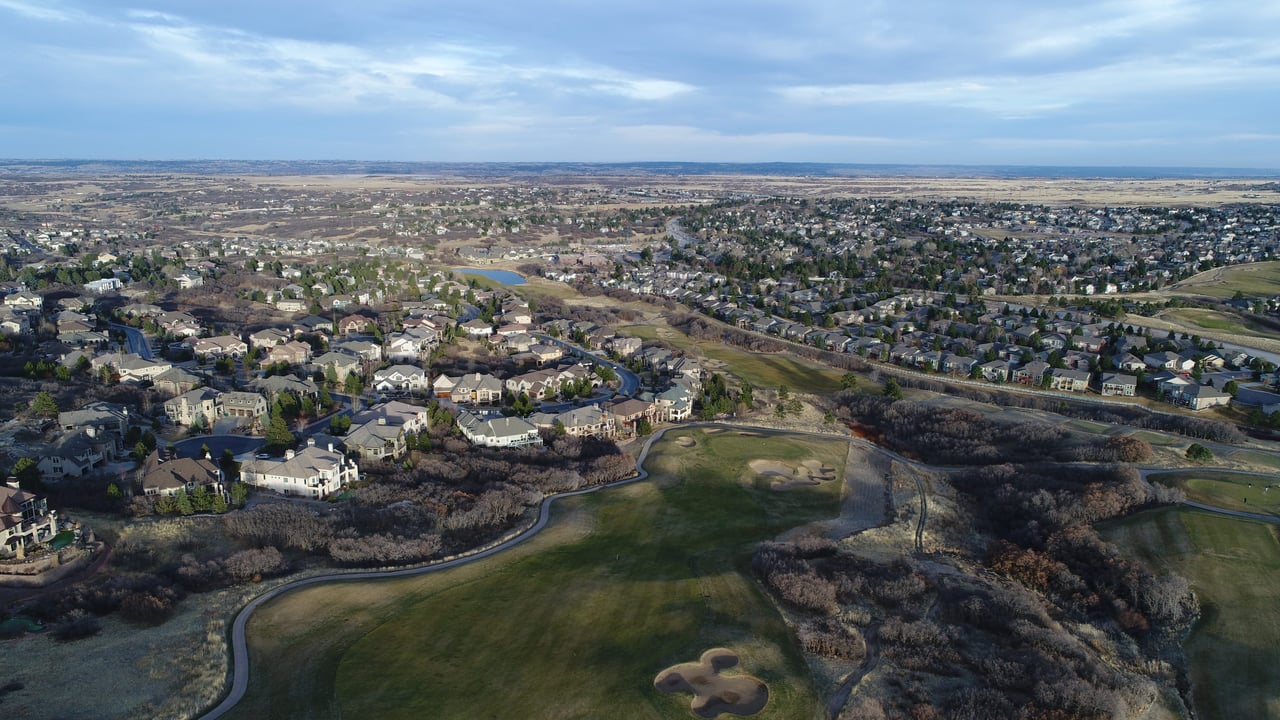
228,430 -> 845,720
1128,430 -> 1182,447
1149,471 -> 1280,517
1101,508 -> 1280,720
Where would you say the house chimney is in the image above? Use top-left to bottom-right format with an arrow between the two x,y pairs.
307,437 -> 316,447
5,476 -> 19,490
377,417 -> 386,425
328,443 -> 335,452
285,449 -> 295,460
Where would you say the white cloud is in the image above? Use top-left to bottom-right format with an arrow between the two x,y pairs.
778,43 -> 1280,118
0,0 -> 79,22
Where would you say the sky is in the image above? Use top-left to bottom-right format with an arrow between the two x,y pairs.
1,0 -> 1278,168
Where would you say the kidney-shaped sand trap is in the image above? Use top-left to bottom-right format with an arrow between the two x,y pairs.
654,648 -> 769,718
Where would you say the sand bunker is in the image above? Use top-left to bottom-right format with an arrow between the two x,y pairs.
749,458 -> 836,491
655,648 -> 768,718
675,436 -> 697,448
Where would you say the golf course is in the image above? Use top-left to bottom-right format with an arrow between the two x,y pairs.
1102,507 -> 1280,720
223,429 -> 846,719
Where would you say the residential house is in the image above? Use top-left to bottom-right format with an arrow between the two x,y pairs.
605,336 -> 643,358
1048,368 -> 1091,393
654,385 -> 694,422
249,327 -> 291,348
1161,381 -> 1232,411
0,479 -> 57,558
249,374 -> 321,401
450,372 -> 504,405
352,401 -> 432,434
164,388 -> 221,428
265,340 -> 313,366
3,290 -> 42,313
138,452 -> 223,498
343,419 -> 407,461
1144,351 -> 1195,372
83,277 -> 123,294
978,359 -> 1010,382
373,364 -> 430,394
38,431 -> 112,479
111,354 -> 173,384
59,402 -> 128,440
239,440 -> 359,498
1099,373 -> 1138,397
431,374 -> 457,400
1013,361 -> 1050,385
337,314 -> 377,336
332,338 -> 382,364
385,328 -> 438,362
314,351 -> 362,383
605,397 -> 658,435
456,410 -> 542,448
219,392 -> 268,422
192,335 -> 248,359
175,270 -> 204,290
153,367 -> 205,396
549,405 -> 616,437
460,319 -> 494,338
529,343 -> 566,364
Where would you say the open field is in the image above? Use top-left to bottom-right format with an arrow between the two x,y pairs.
1102,508 -> 1280,720
1149,471 -> 1280,517
227,430 -> 845,720
1170,261 -> 1280,299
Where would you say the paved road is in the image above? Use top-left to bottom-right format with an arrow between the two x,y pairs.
173,435 -> 265,460
109,323 -> 154,360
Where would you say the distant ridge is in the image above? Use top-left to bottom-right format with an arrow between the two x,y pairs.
0,159 -> 1277,179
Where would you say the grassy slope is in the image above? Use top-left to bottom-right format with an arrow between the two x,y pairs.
229,430 -> 844,720
1172,261 -> 1280,299
1160,308 -> 1276,338
619,323 -> 845,394
1149,471 -> 1280,517
1102,508 -> 1280,720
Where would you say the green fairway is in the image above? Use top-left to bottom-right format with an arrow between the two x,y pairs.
230,430 -> 844,720
1102,508 -> 1280,720
1149,471 -> 1280,517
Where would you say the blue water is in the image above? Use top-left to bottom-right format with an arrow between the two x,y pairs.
453,267 -> 526,285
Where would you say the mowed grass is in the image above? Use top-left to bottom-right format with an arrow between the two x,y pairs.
1149,471 -> 1280,517
618,323 -> 846,393
1102,508 -> 1280,720
229,430 -> 844,720
1174,261 -> 1280,298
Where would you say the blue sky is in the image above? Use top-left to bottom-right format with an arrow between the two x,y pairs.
2,0 -> 1277,167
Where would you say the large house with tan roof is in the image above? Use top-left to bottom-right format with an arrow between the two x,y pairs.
238,440 -> 358,498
